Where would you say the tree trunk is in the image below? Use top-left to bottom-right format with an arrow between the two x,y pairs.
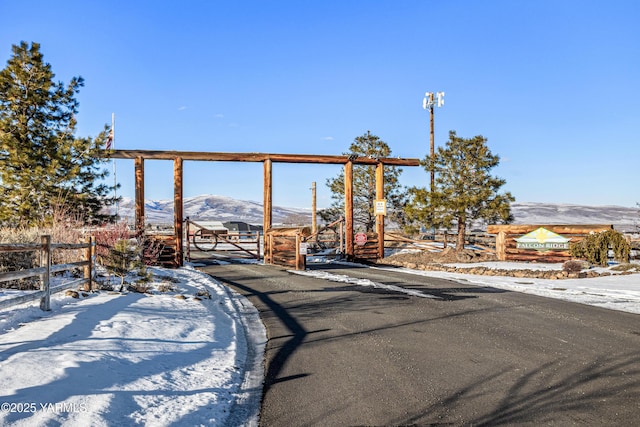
456,219 -> 466,253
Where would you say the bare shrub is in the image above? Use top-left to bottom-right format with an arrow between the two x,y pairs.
0,205 -> 87,289
45,202 -> 85,265
610,263 -> 640,272
157,282 -> 176,293
195,289 -> 211,299
0,227 -> 40,289
93,221 -> 131,266
127,282 -> 152,294
156,274 -> 181,284
139,234 -> 164,266
562,260 -> 587,273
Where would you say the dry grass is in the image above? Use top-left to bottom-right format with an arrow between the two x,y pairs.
157,282 -> 177,293
0,213 -> 85,289
610,263 -> 640,272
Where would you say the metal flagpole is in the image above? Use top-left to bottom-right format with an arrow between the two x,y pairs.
112,113 -> 118,218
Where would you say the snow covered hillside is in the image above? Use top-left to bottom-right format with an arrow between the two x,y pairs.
114,194 -> 311,225
511,202 -> 639,232
111,195 -> 639,231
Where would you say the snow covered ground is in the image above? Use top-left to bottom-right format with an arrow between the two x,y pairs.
297,259 -> 640,315
398,261 -> 640,315
0,266 -> 265,427
0,259 -> 638,426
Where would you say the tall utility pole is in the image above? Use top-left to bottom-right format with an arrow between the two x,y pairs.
422,91 -> 445,192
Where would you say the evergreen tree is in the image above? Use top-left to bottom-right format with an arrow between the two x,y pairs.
0,41 -> 116,226
319,131 -> 405,232
405,131 -> 514,251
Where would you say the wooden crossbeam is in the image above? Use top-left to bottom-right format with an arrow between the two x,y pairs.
106,149 -> 420,166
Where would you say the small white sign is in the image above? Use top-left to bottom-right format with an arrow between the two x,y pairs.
299,242 -> 308,255
375,199 -> 387,216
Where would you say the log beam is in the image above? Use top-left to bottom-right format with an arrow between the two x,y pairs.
108,149 -> 420,166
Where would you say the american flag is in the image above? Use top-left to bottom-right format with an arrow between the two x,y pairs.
106,129 -> 114,150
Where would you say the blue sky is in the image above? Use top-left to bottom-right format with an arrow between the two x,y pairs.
2,1 -> 639,209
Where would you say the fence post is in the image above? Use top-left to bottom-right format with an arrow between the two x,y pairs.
295,233 -> 306,271
295,233 -> 301,270
496,231 -> 506,261
84,236 -> 94,291
185,217 -> 190,262
256,231 -> 261,260
39,235 -> 51,311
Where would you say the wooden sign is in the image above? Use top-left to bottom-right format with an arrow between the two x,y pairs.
487,224 -> 613,262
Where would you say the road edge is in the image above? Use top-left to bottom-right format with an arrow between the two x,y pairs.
220,282 -> 267,426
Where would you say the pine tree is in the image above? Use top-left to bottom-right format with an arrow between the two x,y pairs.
319,131 -> 405,232
0,41 -> 116,226
405,131 -> 514,251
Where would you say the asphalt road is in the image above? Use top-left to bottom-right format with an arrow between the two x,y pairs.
200,261 -> 640,426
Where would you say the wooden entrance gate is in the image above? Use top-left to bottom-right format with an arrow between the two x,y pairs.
185,218 -> 261,261
107,150 -> 420,267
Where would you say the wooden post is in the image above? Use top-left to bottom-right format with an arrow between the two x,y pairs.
344,161 -> 354,260
40,235 -> 51,311
256,231 -> 261,259
375,162 -> 384,260
339,219 -> 344,254
295,233 -> 306,271
174,157 -> 184,267
311,181 -> 317,234
134,156 -> 145,236
263,159 -> 272,263
185,217 -> 191,262
83,236 -> 94,291
496,231 -> 506,261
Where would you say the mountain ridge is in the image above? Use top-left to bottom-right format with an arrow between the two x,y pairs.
112,195 -> 639,231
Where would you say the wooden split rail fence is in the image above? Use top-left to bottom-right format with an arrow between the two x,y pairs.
0,235 -> 96,311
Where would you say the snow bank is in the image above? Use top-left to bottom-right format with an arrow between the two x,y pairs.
0,266 -> 265,426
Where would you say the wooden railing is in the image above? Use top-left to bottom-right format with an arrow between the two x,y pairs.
0,235 -> 95,311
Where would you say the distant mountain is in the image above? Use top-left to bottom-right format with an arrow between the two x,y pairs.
114,194 -> 311,225
111,195 -> 639,232
510,202 -> 639,232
